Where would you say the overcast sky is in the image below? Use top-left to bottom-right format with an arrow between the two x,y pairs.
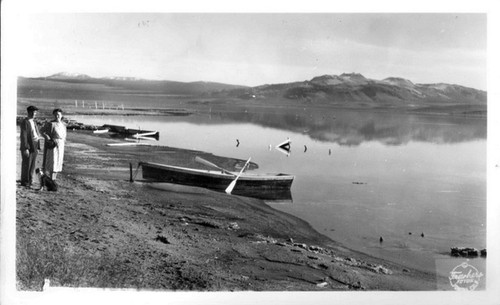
14,13 -> 486,90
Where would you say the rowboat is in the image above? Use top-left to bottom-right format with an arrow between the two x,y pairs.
140,161 -> 294,200
102,124 -> 160,139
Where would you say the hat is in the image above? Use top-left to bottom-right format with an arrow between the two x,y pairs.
27,106 -> 39,112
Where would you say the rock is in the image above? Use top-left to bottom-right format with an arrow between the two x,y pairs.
316,282 -> 328,288
451,247 -> 479,257
228,222 -> 240,230
293,243 -> 307,249
309,245 -> 323,252
255,235 -> 277,244
374,265 -> 392,275
346,257 -> 357,263
351,281 -> 364,290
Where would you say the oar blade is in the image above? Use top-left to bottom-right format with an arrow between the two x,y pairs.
225,180 -> 237,194
225,157 -> 251,195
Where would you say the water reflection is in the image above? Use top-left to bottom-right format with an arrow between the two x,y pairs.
200,108 -> 486,146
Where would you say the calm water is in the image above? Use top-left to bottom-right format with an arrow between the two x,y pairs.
72,107 -> 486,274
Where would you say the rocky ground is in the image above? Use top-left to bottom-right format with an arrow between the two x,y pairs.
16,127 -> 440,291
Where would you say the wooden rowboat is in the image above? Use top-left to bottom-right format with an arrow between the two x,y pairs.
140,161 -> 294,200
102,124 -> 159,139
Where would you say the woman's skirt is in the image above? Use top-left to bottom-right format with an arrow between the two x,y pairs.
45,139 -> 65,173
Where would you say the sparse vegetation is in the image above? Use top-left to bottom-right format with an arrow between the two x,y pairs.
16,231 -> 145,290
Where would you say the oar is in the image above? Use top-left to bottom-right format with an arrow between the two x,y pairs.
194,156 -> 235,176
225,157 -> 251,195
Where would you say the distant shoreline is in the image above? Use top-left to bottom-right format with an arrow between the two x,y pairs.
17,96 -> 487,120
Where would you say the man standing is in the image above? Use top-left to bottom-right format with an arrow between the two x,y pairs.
20,105 -> 41,187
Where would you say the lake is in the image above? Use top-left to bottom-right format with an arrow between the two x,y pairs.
72,106 -> 486,274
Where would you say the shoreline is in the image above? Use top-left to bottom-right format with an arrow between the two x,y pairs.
17,96 -> 487,119
16,124 -> 440,291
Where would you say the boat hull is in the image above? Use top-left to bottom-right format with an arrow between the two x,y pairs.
102,124 -> 159,139
141,162 -> 294,200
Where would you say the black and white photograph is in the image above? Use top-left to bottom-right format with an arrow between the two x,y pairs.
1,1 -> 499,304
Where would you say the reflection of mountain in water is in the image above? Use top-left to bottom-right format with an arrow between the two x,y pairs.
203,107 -> 486,146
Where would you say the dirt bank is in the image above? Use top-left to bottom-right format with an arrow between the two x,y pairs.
16,128 -> 439,291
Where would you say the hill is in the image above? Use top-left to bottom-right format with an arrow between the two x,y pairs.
220,73 -> 486,106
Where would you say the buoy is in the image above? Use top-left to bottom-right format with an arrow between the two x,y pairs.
421,232 -> 425,238
379,237 -> 384,243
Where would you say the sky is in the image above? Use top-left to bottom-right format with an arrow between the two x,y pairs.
11,13 -> 487,90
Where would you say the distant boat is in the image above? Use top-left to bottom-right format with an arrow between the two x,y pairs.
92,128 -> 109,134
140,161 -> 294,200
102,124 -> 159,139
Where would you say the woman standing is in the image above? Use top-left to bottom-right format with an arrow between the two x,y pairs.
42,108 -> 67,181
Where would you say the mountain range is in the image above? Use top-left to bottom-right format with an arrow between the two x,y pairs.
20,72 -> 486,106
41,72 -> 247,95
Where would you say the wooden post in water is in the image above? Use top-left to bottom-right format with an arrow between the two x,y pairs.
95,101 -> 98,109
129,163 -> 134,182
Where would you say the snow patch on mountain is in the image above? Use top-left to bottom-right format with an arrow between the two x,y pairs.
47,72 -> 92,79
